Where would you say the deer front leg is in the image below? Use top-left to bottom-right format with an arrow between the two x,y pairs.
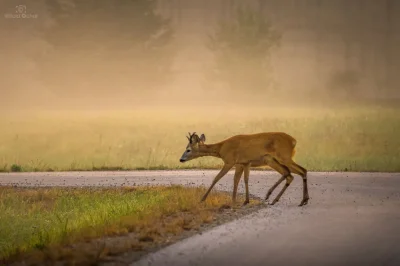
243,164 -> 251,205
232,165 -> 244,204
201,163 -> 234,202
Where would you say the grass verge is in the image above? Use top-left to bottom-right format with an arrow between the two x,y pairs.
0,185 -> 262,265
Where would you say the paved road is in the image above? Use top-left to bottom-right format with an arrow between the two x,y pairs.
1,170 -> 400,266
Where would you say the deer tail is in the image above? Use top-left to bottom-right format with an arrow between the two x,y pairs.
291,147 -> 296,158
291,138 -> 297,158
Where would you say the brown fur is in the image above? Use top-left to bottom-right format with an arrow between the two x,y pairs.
179,132 -> 309,206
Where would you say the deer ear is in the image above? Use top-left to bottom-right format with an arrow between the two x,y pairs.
200,134 -> 206,143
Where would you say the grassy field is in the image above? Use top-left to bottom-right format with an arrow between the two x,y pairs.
0,185 -> 256,264
0,105 -> 399,172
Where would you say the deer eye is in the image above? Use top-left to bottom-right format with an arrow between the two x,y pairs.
186,149 -> 191,153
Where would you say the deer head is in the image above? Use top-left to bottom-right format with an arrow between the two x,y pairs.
179,132 -> 206,163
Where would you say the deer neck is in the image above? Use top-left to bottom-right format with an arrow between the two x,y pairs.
197,143 -> 222,158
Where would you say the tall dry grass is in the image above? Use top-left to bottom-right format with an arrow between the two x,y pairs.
1,106 -> 399,172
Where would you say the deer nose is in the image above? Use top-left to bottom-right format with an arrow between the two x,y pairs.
180,159 -> 185,163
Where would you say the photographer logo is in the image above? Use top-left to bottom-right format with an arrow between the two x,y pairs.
4,5 -> 38,19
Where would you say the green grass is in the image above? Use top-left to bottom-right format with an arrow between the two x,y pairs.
0,105 -> 399,172
0,185 -> 252,263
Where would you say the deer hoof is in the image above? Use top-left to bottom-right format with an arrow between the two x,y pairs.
299,198 -> 309,206
270,199 -> 278,205
265,193 -> 272,201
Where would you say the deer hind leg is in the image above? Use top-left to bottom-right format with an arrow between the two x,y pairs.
271,170 -> 294,205
232,165 -> 244,204
265,175 -> 286,201
201,163 -> 234,202
264,157 -> 288,201
264,157 -> 293,205
243,163 -> 251,205
286,161 -> 309,206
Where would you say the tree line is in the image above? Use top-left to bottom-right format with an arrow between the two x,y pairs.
1,0 -> 281,108
2,0 -> 394,109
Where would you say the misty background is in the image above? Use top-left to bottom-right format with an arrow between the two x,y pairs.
1,0 -> 399,111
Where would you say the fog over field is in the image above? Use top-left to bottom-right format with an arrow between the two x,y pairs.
1,0 -> 399,111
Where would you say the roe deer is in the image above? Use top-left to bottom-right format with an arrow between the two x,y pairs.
179,132 -> 309,206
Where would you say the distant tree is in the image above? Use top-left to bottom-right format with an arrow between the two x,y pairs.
41,0 -> 175,99
385,0 -> 395,96
328,69 -> 361,99
205,5 -> 281,94
0,0 -> 51,109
